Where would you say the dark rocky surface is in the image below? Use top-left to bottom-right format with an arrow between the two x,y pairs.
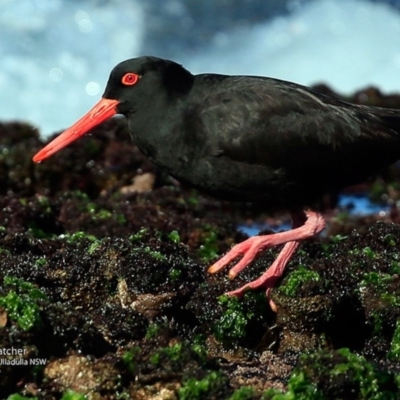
0,86 -> 400,399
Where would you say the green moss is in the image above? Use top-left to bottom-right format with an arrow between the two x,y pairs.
0,276 -> 47,331
331,348 -> 398,398
360,272 -> 400,310
381,292 -> 400,307
150,351 -> 160,366
331,234 -> 348,243
129,228 -> 148,242
360,271 -> 391,291
69,192 -> 116,222
383,234 -> 397,247
187,190 -> 200,206
164,343 -> 182,361
63,231 -> 97,244
0,246 -> 11,255
230,386 -> 256,399
349,246 -> 379,259
122,346 -> 141,373
279,266 -> 320,297
7,395 -> 38,400
60,390 -> 87,400
38,195 -> 52,214
214,295 -> 251,343
27,223 -> 55,239
191,335 -> 207,362
320,235 -> 347,257
86,202 -> 97,214
320,243 -> 333,257
390,261 -> 400,275
168,230 -> 180,244
369,310 -> 384,335
169,268 -> 182,281
87,240 -> 102,255
72,190 -> 90,202
178,371 -> 227,400
198,225 -> 219,261
61,232 -> 102,257
319,233 -> 346,260
362,246 -> 378,259
96,209 -> 112,219
115,213 -> 127,225
264,371 -> 320,400
145,323 -> 160,339
141,246 -> 168,261
34,258 -> 47,267
151,343 -> 183,367
264,348 -> 400,400
388,319 -> 400,360
296,248 -> 308,257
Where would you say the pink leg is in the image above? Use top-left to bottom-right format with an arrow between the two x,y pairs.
208,210 -> 325,305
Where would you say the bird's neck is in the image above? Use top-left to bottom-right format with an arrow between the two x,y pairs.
128,98 -> 187,171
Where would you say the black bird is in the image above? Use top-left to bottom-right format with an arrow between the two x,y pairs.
33,56 -> 400,308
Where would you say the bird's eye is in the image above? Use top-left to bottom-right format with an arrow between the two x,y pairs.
121,73 -> 140,86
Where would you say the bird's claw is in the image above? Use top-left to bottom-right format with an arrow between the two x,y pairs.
207,236 -> 266,278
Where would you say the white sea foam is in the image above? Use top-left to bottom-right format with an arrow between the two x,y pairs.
0,0 -> 399,136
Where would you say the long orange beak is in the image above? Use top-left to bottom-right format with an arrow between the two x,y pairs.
33,98 -> 120,162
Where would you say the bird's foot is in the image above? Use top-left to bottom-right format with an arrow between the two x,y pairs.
225,241 -> 300,311
208,210 -> 326,310
208,235 -> 278,279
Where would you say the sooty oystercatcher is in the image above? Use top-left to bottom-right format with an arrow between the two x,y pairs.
33,56 -> 400,308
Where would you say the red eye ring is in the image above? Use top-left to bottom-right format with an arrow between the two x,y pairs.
121,73 -> 139,86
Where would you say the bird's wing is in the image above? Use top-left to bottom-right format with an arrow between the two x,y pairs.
195,77 -> 396,170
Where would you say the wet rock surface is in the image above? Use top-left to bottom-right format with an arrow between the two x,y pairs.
0,87 -> 400,398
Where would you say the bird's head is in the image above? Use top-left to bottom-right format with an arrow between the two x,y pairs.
32,56 -> 193,162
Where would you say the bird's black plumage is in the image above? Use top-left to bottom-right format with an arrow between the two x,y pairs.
99,56 -> 400,211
